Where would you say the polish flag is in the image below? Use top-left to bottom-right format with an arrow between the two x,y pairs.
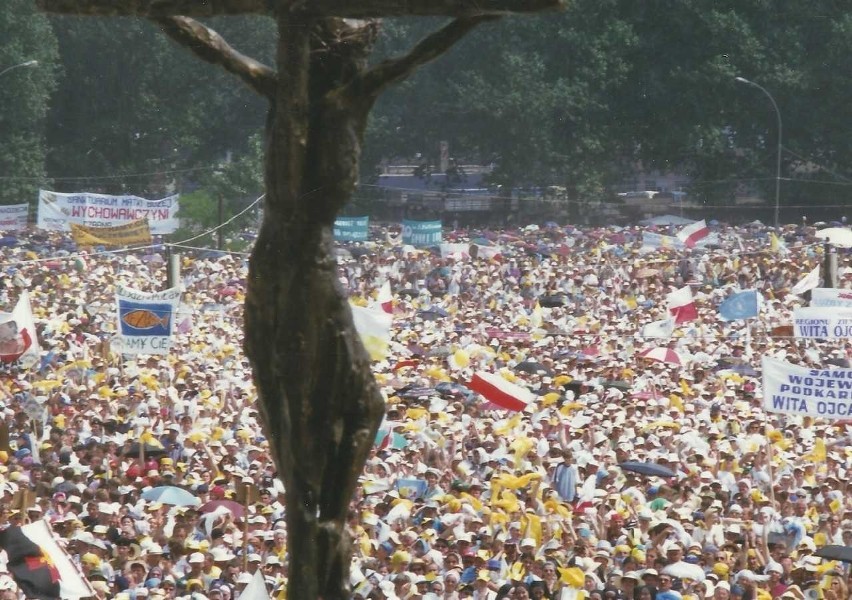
468,371 -> 535,412
375,281 -> 393,314
677,219 -> 710,248
667,286 -> 698,324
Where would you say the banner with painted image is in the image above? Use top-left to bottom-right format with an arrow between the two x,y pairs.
762,356 -> 852,420
792,307 -> 852,339
333,216 -> 369,242
402,220 -> 442,246
811,288 -> 852,308
0,291 -> 40,372
115,285 -> 181,355
0,204 -> 29,231
37,190 -> 179,234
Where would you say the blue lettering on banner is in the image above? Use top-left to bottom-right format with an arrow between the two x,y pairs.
764,356 -> 852,419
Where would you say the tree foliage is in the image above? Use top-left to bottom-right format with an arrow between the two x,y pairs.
6,1 -> 852,210
0,0 -> 58,205
364,0 -> 852,205
44,14 -> 274,194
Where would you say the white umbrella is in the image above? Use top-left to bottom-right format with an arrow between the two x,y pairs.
815,227 -> 852,248
662,561 -> 706,582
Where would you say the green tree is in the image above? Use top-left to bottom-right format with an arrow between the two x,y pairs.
45,15 -> 275,193
174,133 -> 264,250
0,0 -> 58,205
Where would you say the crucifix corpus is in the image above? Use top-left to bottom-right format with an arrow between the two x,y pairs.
35,0 -> 565,597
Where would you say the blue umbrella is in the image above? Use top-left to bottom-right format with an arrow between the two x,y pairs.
141,486 -> 200,507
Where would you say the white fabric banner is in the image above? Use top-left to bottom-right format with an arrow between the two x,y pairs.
115,285 -> 182,355
37,190 -> 179,234
811,288 -> 852,308
0,204 -> 29,231
762,356 -> 852,419
792,307 -> 852,339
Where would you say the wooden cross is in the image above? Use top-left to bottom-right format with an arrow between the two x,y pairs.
34,1 -> 565,598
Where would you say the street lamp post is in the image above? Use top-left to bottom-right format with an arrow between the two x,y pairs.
735,76 -> 782,228
0,60 -> 38,79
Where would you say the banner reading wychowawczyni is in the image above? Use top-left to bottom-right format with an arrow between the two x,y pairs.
811,288 -> 852,308
333,216 -> 369,242
37,190 -> 179,234
115,285 -> 181,355
792,307 -> 852,339
71,218 -> 152,247
402,220 -> 442,246
0,204 -> 29,231
762,356 -> 852,419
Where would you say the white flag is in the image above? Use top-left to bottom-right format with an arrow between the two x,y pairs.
240,569 -> 271,600
641,318 -> 674,339
790,266 -> 821,295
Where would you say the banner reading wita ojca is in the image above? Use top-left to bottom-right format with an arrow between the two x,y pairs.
762,356 -> 852,419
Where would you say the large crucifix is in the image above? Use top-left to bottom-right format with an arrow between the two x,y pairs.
35,1 -> 565,597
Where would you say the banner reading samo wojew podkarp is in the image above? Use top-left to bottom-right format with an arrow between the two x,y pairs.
762,356 -> 852,419
115,285 -> 181,355
333,216 -> 369,242
402,220 -> 442,246
37,190 -> 179,234
792,307 -> 852,339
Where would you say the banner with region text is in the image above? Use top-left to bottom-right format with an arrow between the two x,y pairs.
71,218 -> 152,247
762,356 -> 852,420
792,307 -> 852,339
0,204 -> 29,231
115,285 -> 181,355
37,190 -> 179,234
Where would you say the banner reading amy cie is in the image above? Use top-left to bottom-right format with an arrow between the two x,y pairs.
37,190 -> 179,234
762,356 -> 852,419
115,285 -> 181,355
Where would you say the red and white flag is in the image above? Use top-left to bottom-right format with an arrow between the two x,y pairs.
667,286 -> 698,324
677,219 -> 709,248
468,371 -> 534,412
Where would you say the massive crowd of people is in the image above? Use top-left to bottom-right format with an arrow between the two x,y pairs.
0,220 -> 849,600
